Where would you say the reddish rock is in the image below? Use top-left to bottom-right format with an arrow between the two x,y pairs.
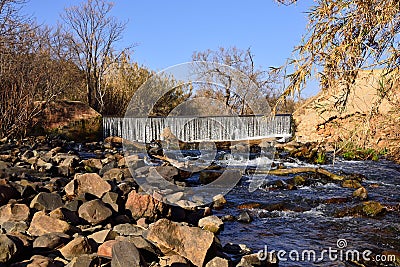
97,240 -> 118,258
0,204 -> 30,223
27,211 -> 72,237
65,173 -> 111,198
125,191 -> 167,221
147,219 -> 215,267
59,236 -> 92,260
78,199 -> 112,225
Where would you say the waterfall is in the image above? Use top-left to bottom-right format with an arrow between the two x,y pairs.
103,115 -> 292,143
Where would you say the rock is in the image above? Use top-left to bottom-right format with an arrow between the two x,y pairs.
30,192 -> 63,211
237,211 -> 252,223
342,179 -> 362,189
113,223 -> 144,236
99,161 -> 117,176
221,215 -> 235,222
82,158 -> 103,172
159,255 -> 189,267
223,243 -> 252,255
10,255 -> 64,267
151,165 -> 180,182
66,254 -> 100,267
65,173 -> 111,198
199,170 -> 222,184
33,232 -> 71,249
87,229 -> 117,244
102,168 -> 125,181
27,211 -> 73,236
147,219 -> 215,267
1,221 -> 28,233
237,252 -> 278,267
118,155 -> 143,169
0,204 -> 30,223
110,241 -> 144,267
198,215 -> 224,234
206,257 -> 229,267
97,240 -> 118,258
125,191 -> 167,221
0,234 -> 20,263
212,194 -> 227,210
49,207 -> 81,225
115,235 -> 159,257
31,100 -> 102,142
136,218 -> 148,229
78,199 -> 113,225
0,184 -> 20,205
21,150 -> 35,161
362,201 -> 385,217
353,186 -> 368,200
55,154 -> 80,177
59,236 -> 92,260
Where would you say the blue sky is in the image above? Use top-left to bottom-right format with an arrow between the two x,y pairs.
23,0 -> 318,97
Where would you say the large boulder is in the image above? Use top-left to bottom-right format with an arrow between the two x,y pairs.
147,219 -> 215,267
125,191 -> 167,221
65,173 -> 111,198
31,100 -> 102,142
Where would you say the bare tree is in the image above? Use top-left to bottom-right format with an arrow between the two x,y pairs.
62,0 -> 127,112
192,47 -> 281,115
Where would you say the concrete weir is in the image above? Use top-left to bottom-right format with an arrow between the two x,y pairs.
103,115 -> 292,143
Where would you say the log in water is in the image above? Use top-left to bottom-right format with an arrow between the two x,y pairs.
103,115 -> 292,143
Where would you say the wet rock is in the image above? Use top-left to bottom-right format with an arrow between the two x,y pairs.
237,252 -> 278,266
97,240 -> 118,258
212,194 -> 227,210
353,186 -> 368,200
30,192 -> 63,211
27,211 -> 73,236
33,232 -> 71,249
206,257 -> 229,267
147,219 -> 215,267
0,204 -> 30,223
113,223 -> 144,236
78,199 -> 113,225
10,255 -> 64,267
221,215 -> 236,222
362,201 -> 385,217
342,179 -> 362,189
59,236 -> 92,260
0,234 -> 20,263
65,173 -> 111,198
110,241 -> 144,267
198,215 -> 224,234
237,211 -> 252,223
125,191 -> 167,221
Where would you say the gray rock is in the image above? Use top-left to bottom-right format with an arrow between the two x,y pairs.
33,232 -> 71,249
113,223 -> 144,236
102,192 -> 121,212
30,192 -> 63,211
1,221 -> 28,234
78,199 -> 112,225
237,211 -> 252,223
66,254 -> 100,267
111,241 -> 143,267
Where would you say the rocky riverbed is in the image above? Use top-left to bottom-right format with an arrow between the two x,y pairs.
0,136 -> 399,266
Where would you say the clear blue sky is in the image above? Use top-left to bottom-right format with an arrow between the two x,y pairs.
23,0 -> 318,97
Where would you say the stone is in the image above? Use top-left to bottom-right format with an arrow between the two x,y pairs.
31,100 -> 102,142
118,155 -> 143,168
125,191 -> 167,221
82,158 -> 103,171
237,211 -> 252,223
113,223 -> 144,236
353,186 -> 368,200
0,204 -> 30,223
30,192 -> 63,211
115,235 -> 159,256
159,255 -> 189,267
237,252 -> 278,267
10,255 -> 64,267
59,236 -> 92,260
110,241 -> 143,267
97,240 -> 118,258
101,192 -> 120,213
102,168 -> 125,181
212,194 -> 227,209
147,219 -> 215,267
0,234 -> 20,263
27,211 -> 73,236
342,179 -> 362,189
199,170 -> 222,184
78,199 -> 113,225
33,233 -> 71,249
0,184 -> 20,206
198,215 -> 224,234
66,254 -> 100,267
49,207 -> 81,225
1,221 -> 28,233
87,229 -> 117,244
55,154 -> 80,177
99,161 -> 117,176
362,201 -> 385,217
206,257 -> 230,267
136,218 -> 148,229
151,165 -> 180,182
65,173 -> 111,198
223,243 -> 252,255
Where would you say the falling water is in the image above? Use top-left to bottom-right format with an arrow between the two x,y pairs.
103,115 -> 292,143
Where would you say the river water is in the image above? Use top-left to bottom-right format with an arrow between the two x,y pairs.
212,157 -> 400,266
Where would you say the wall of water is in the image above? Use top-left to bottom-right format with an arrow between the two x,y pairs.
103,115 -> 292,143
